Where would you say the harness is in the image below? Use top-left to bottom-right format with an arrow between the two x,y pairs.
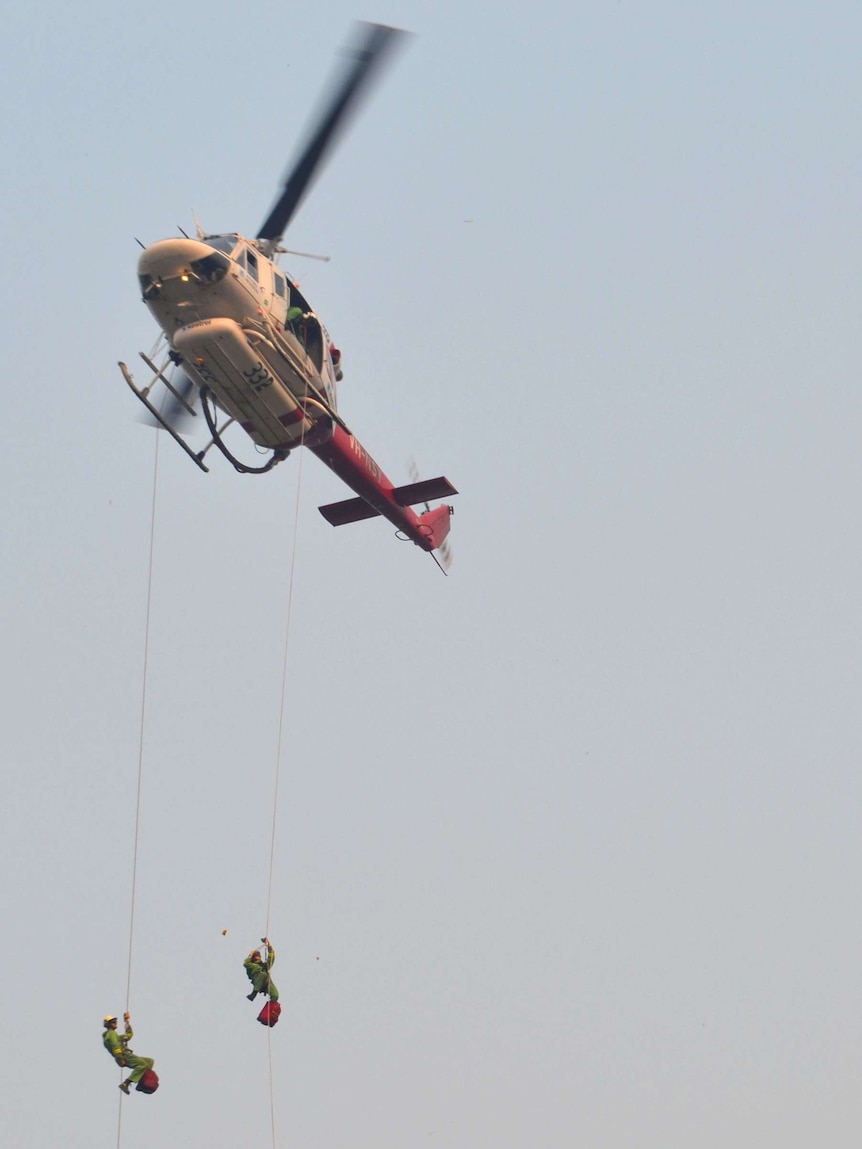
105,1030 -> 130,1067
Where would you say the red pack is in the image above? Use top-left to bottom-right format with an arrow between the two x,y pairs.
257,1001 -> 282,1027
136,1069 -> 160,1094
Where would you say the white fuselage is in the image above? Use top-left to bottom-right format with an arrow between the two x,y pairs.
137,235 -> 339,449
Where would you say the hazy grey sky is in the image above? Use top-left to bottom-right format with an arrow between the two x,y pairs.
3,2 -> 862,1146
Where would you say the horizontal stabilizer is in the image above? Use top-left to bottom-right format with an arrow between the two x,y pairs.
392,476 -> 458,507
318,496 -> 381,526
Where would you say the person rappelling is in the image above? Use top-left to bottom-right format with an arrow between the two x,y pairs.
102,1012 -> 157,1094
244,937 -> 279,1003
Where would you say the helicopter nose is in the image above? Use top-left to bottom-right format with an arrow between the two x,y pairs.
137,237 -> 215,280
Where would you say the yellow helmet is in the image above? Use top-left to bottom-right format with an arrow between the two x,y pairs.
103,1015 -> 118,1025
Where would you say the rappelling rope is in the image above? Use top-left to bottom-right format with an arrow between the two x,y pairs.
265,442 -> 305,934
117,429 -> 161,1148
263,414 -> 308,1149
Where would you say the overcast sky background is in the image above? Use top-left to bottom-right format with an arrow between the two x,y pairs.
3,1 -> 862,1146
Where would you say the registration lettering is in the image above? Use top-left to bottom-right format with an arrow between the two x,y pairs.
349,435 -> 381,480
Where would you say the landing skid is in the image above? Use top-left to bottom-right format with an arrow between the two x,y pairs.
120,352 -> 237,473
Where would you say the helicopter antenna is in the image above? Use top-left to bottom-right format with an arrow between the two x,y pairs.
177,224 -> 190,239
135,237 -> 146,250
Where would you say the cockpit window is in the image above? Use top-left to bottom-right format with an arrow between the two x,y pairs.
190,252 -> 230,284
205,234 -> 239,255
139,273 -> 160,301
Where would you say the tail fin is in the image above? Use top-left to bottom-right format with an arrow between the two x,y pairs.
418,503 -> 454,552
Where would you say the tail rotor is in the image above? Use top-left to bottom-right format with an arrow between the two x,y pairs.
407,456 -> 453,573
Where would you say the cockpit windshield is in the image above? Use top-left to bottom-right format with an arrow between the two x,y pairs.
204,234 -> 240,255
190,251 -> 230,284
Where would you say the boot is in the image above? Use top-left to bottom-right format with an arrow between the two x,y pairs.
247,991 -> 257,1001
119,1081 -> 131,1095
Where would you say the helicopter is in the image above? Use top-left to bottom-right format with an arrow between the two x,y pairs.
119,23 -> 457,563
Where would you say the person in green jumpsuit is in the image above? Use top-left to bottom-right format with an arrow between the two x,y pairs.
102,1013 -> 155,1094
244,937 -> 279,1002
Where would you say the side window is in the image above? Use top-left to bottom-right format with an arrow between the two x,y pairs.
273,271 -> 286,299
246,249 -> 259,282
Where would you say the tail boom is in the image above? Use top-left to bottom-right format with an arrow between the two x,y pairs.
309,422 -> 455,552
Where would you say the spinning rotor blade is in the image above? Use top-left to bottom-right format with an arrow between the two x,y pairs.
139,369 -> 199,432
162,369 -> 198,425
257,22 -> 407,244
